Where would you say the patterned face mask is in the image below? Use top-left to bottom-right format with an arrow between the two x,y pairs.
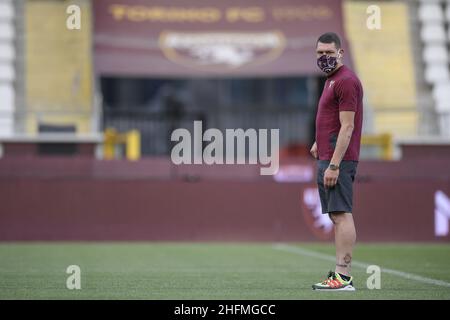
317,54 -> 339,74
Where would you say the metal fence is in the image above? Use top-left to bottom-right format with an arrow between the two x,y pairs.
102,107 -> 314,156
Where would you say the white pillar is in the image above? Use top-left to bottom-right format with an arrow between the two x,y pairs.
0,0 -> 15,136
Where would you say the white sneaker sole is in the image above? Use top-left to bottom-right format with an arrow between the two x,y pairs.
313,285 -> 356,291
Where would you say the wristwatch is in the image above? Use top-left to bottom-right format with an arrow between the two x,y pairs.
329,164 -> 339,171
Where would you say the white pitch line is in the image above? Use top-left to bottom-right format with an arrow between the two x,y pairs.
273,243 -> 450,288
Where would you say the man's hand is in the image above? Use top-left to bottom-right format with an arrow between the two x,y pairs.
324,167 -> 339,188
310,142 -> 318,159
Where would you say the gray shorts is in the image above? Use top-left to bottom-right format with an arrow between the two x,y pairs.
317,160 -> 358,214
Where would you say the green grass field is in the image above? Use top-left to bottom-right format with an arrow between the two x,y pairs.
1,242 -> 449,299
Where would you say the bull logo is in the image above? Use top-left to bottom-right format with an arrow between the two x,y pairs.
301,188 -> 334,240
159,30 -> 286,71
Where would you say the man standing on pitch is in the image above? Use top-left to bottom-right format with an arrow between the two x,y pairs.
310,32 -> 363,291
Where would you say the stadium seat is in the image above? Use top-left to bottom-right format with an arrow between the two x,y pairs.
0,117 -> 13,135
419,0 -> 444,4
425,63 -> 450,84
448,24 -> 450,42
432,82 -> 450,112
418,3 -> 444,23
439,116 -> 450,136
423,43 -> 448,64
0,1 -> 14,20
0,22 -> 14,40
0,42 -> 14,61
445,3 -> 450,22
420,22 -> 447,43
0,63 -> 14,81
0,83 -> 13,110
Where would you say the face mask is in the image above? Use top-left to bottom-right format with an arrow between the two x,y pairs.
317,53 -> 340,74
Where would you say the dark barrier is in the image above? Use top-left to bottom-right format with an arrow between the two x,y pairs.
0,158 -> 449,242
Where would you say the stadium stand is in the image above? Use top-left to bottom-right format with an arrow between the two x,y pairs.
24,0 -> 95,135
0,0 -> 14,136
344,1 -> 419,138
418,0 -> 450,136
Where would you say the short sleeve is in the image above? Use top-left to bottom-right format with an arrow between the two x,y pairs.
335,77 -> 359,112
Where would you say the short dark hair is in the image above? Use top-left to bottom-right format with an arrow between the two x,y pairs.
317,32 -> 341,49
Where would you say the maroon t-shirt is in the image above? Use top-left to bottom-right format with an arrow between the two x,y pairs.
315,65 -> 363,161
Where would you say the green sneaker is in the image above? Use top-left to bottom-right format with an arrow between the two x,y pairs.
312,271 -> 356,291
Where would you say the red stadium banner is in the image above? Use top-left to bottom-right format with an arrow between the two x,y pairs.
93,0 -> 352,76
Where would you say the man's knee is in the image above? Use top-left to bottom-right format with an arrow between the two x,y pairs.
328,211 -> 349,224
